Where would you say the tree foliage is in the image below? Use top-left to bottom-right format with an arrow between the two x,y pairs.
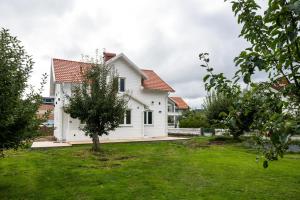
179,110 -> 209,128
203,92 -> 232,129
64,54 -> 128,152
200,0 -> 300,167
0,28 -> 47,157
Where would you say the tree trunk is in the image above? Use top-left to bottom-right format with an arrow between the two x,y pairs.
92,133 -> 100,152
200,128 -> 204,136
0,148 -> 4,158
212,128 -> 216,136
232,131 -> 242,141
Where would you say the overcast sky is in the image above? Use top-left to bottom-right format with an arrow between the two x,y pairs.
0,0 -> 257,108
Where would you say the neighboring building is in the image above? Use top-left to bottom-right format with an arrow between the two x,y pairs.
42,97 -> 55,105
37,97 -> 55,127
50,52 -> 175,142
168,97 -> 189,128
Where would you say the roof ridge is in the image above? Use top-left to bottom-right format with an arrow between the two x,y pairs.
141,69 -> 154,71
53,58 -> 92,65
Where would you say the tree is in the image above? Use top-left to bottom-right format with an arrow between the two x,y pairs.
64,54 -> 128,152
200,0 -> 300,166
203,92 -> 232,129
0,28 -> 47,157
179,110 -> 209,128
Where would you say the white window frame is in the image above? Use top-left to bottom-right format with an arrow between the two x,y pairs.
144,110 -> 153,125
119,77 -> 126,92
120,109 -> 132,126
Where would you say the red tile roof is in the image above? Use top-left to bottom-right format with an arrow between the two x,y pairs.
53,58 -> 91,83
53,57 -> 174,92
271,77 -> 289,91
38,104 -> 54,120
170,97 -> 189,109
39,104 -> 54,111
141,70 -> 175,92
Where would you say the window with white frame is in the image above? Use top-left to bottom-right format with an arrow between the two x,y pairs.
120,110 -> 131,125
168,104 -> 173,112
144,111 -> 153,125
119,77 -> 125,92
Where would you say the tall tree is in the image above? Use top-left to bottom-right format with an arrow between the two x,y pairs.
64,54 -> 128,152
0,28 -> 47,157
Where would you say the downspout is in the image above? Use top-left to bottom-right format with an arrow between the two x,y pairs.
61,83 -> 66,142
61,110 -> 65,142
165,93 -> 168,136
142,107 -> 145,138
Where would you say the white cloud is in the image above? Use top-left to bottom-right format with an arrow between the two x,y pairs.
0,0 -> 255,108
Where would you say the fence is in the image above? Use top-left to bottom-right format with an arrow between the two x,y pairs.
168,128 -> 227,136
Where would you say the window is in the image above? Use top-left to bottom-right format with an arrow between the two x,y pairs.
168,104 -> 173,112
144,111 -> 153,125
120,110 -> 131,125
168,116 -> 175,126
119,78 -> 125,92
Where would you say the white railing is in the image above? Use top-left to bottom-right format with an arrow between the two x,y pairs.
168,128 -> 227,136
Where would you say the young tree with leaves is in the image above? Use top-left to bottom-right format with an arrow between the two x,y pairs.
64,55 -> 128,152
203,92 -> 232,129
179,110 -> 209,128
0,28 -> 47,157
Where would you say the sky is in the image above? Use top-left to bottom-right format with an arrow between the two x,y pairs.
0,0 -> 258,109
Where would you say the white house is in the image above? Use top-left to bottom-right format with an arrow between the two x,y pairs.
50,52 -> 175,142
168,97 -> 189,128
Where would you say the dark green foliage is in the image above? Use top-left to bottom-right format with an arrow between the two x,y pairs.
64,54 -> 127,152
203,92 -> 231,128
179,110 -> 209,128
0,28 -> 47,157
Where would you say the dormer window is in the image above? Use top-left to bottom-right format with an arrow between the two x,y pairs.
119,77 -> 125,92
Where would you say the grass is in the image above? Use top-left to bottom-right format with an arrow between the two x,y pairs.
0,137 -> 300,200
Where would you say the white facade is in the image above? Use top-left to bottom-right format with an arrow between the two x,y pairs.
51,54 -> 172,142
167,99 -> 183,128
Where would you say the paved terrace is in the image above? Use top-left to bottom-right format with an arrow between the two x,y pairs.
31,136 -> 188,148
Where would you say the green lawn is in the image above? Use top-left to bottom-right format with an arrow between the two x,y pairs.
0,137 -> 300,200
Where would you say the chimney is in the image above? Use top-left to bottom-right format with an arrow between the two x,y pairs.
103,51 -> 116,62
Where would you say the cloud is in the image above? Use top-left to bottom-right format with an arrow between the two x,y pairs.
0,0 -> 254,108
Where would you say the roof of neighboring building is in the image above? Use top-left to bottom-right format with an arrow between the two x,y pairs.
271,77 -> 289,91
169,97 -> 189,109
52,54 -> 174,92
39,104 -> 54,111
141,70 -> 175,92
38,104 -> 54,120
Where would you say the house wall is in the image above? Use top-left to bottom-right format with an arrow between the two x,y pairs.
53,84 -> 64,141
141,91 -> 168,137
167,99 -> 185,128
65,99 -> 145,141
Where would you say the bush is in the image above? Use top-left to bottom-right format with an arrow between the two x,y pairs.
179,111 -> 209,128
203,92 -> 232,128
